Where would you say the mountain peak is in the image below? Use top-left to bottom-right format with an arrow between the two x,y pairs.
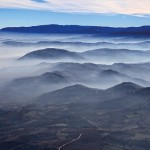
57,84 -> 96,92
113,82 -> 142,89
106,82 -> 143,94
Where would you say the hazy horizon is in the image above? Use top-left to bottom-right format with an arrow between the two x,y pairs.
1,23 -> 150,29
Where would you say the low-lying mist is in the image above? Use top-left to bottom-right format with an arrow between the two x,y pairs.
0,32 -> 150,106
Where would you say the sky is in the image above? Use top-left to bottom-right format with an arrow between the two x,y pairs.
0,0 -> 150,28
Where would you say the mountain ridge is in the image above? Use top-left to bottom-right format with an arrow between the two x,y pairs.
1,24 -> 150,36
19,48 -> 83,60
35,82 -> 145,105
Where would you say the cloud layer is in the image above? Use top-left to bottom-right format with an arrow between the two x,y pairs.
0,0 -> 149,15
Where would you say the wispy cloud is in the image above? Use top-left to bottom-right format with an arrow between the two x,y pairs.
0,0 -> 149,16
32,0 -> 47,3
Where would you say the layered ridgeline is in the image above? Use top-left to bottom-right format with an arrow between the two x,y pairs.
18,47 -> 150,63
2,40 -> 150,51
1,62 -> 150,104
1,24 -> 150,36
1,27 -> 150,150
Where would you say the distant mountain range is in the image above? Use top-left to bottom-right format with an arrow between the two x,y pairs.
1,24 -> 150,36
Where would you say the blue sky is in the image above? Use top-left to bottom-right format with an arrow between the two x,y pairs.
0,0 -> 150,28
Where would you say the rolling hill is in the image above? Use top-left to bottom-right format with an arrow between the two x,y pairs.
19,48 -> 83,61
